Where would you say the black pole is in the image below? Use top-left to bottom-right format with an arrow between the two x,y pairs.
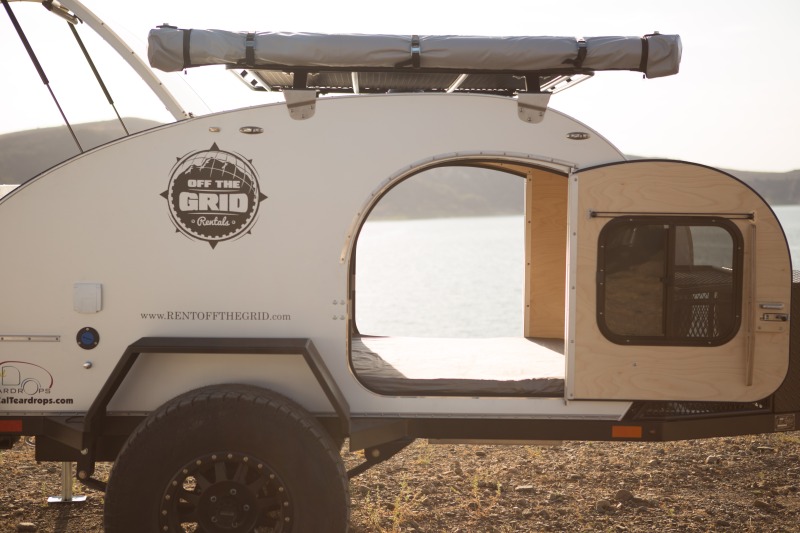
68,22 -> 129,136
2,0 -> 83,152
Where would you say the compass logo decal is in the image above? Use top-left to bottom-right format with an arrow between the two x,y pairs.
162,144 -> 267,248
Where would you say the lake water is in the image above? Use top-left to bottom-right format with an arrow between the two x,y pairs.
356,205 -> 800,338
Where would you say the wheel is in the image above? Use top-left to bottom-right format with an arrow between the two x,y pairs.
104,384 -> 349,532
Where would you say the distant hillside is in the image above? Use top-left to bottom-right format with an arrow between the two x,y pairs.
368,166 -> 525,220
723,168 -> 800,207
1,120 -> 798,218
0,118 -> 161,184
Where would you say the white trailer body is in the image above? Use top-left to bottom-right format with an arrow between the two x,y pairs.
0,94 -> 635,419
0,2 -> 796,532
2,95 -> 790,416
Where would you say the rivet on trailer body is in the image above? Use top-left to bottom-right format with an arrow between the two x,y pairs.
239,126 -> 264,134
208,127 -> 221,132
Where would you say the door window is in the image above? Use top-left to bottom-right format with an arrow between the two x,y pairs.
597,217 -> 743,346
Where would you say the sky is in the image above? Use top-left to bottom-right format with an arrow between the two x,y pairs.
0,0 -> 798,173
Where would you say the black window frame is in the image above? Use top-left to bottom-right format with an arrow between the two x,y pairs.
596,216 -> 743,347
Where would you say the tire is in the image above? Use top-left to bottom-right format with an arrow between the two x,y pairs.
104,384 -> 349,532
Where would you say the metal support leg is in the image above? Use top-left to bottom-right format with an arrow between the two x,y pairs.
48,462 -> 87,503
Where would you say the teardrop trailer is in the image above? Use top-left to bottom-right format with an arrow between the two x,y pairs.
0,1 -> 796,531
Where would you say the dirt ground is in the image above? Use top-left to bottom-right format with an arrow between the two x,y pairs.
2,433 -> 800,532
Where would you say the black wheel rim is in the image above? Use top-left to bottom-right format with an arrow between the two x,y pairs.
160,451 -> 292,532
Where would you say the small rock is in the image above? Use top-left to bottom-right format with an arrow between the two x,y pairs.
754,500 -> 773,512
715,519 -> 731,527
567,473 -> 583,481
705,455 -> 723,465
515,485 -> 536,493
521,508 -> 534,519
16,524 -> 37,533
596,499 -> 613,512
755,446 -> 777,453
615,489 -> 634,502
648,458 -> 662,466
475,450 -> 487,458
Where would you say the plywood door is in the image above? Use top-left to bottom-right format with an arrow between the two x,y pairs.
567,160 -> 791,402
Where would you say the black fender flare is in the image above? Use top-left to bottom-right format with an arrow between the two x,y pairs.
78,337 -> 350,479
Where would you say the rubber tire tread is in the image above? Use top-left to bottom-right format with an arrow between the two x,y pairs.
103,383 -> 349,532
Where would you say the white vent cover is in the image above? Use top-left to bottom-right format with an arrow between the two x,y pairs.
73,283 -> 102,314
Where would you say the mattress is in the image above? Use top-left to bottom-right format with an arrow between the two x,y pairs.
351,336 -> 565,397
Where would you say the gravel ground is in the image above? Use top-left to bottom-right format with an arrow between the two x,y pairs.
2,433 -> 800,532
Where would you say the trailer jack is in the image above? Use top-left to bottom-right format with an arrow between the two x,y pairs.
347,437 -> 415,479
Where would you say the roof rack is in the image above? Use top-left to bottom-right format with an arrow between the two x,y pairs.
147,29 -> 680,120
148,29 -> 681,95
232,67 -> 593,97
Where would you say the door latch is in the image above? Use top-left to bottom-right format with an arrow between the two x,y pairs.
761,313 -> 789,322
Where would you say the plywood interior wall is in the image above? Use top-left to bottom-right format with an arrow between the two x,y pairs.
524,169 -> 568,339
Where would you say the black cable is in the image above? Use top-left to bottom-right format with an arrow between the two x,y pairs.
68,22 -> 129,135
1,0 -> 83,152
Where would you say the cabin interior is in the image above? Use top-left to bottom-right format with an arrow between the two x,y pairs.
350,161 -> 571,397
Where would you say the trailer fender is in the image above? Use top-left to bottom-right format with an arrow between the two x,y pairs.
76,337 -> 350,480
